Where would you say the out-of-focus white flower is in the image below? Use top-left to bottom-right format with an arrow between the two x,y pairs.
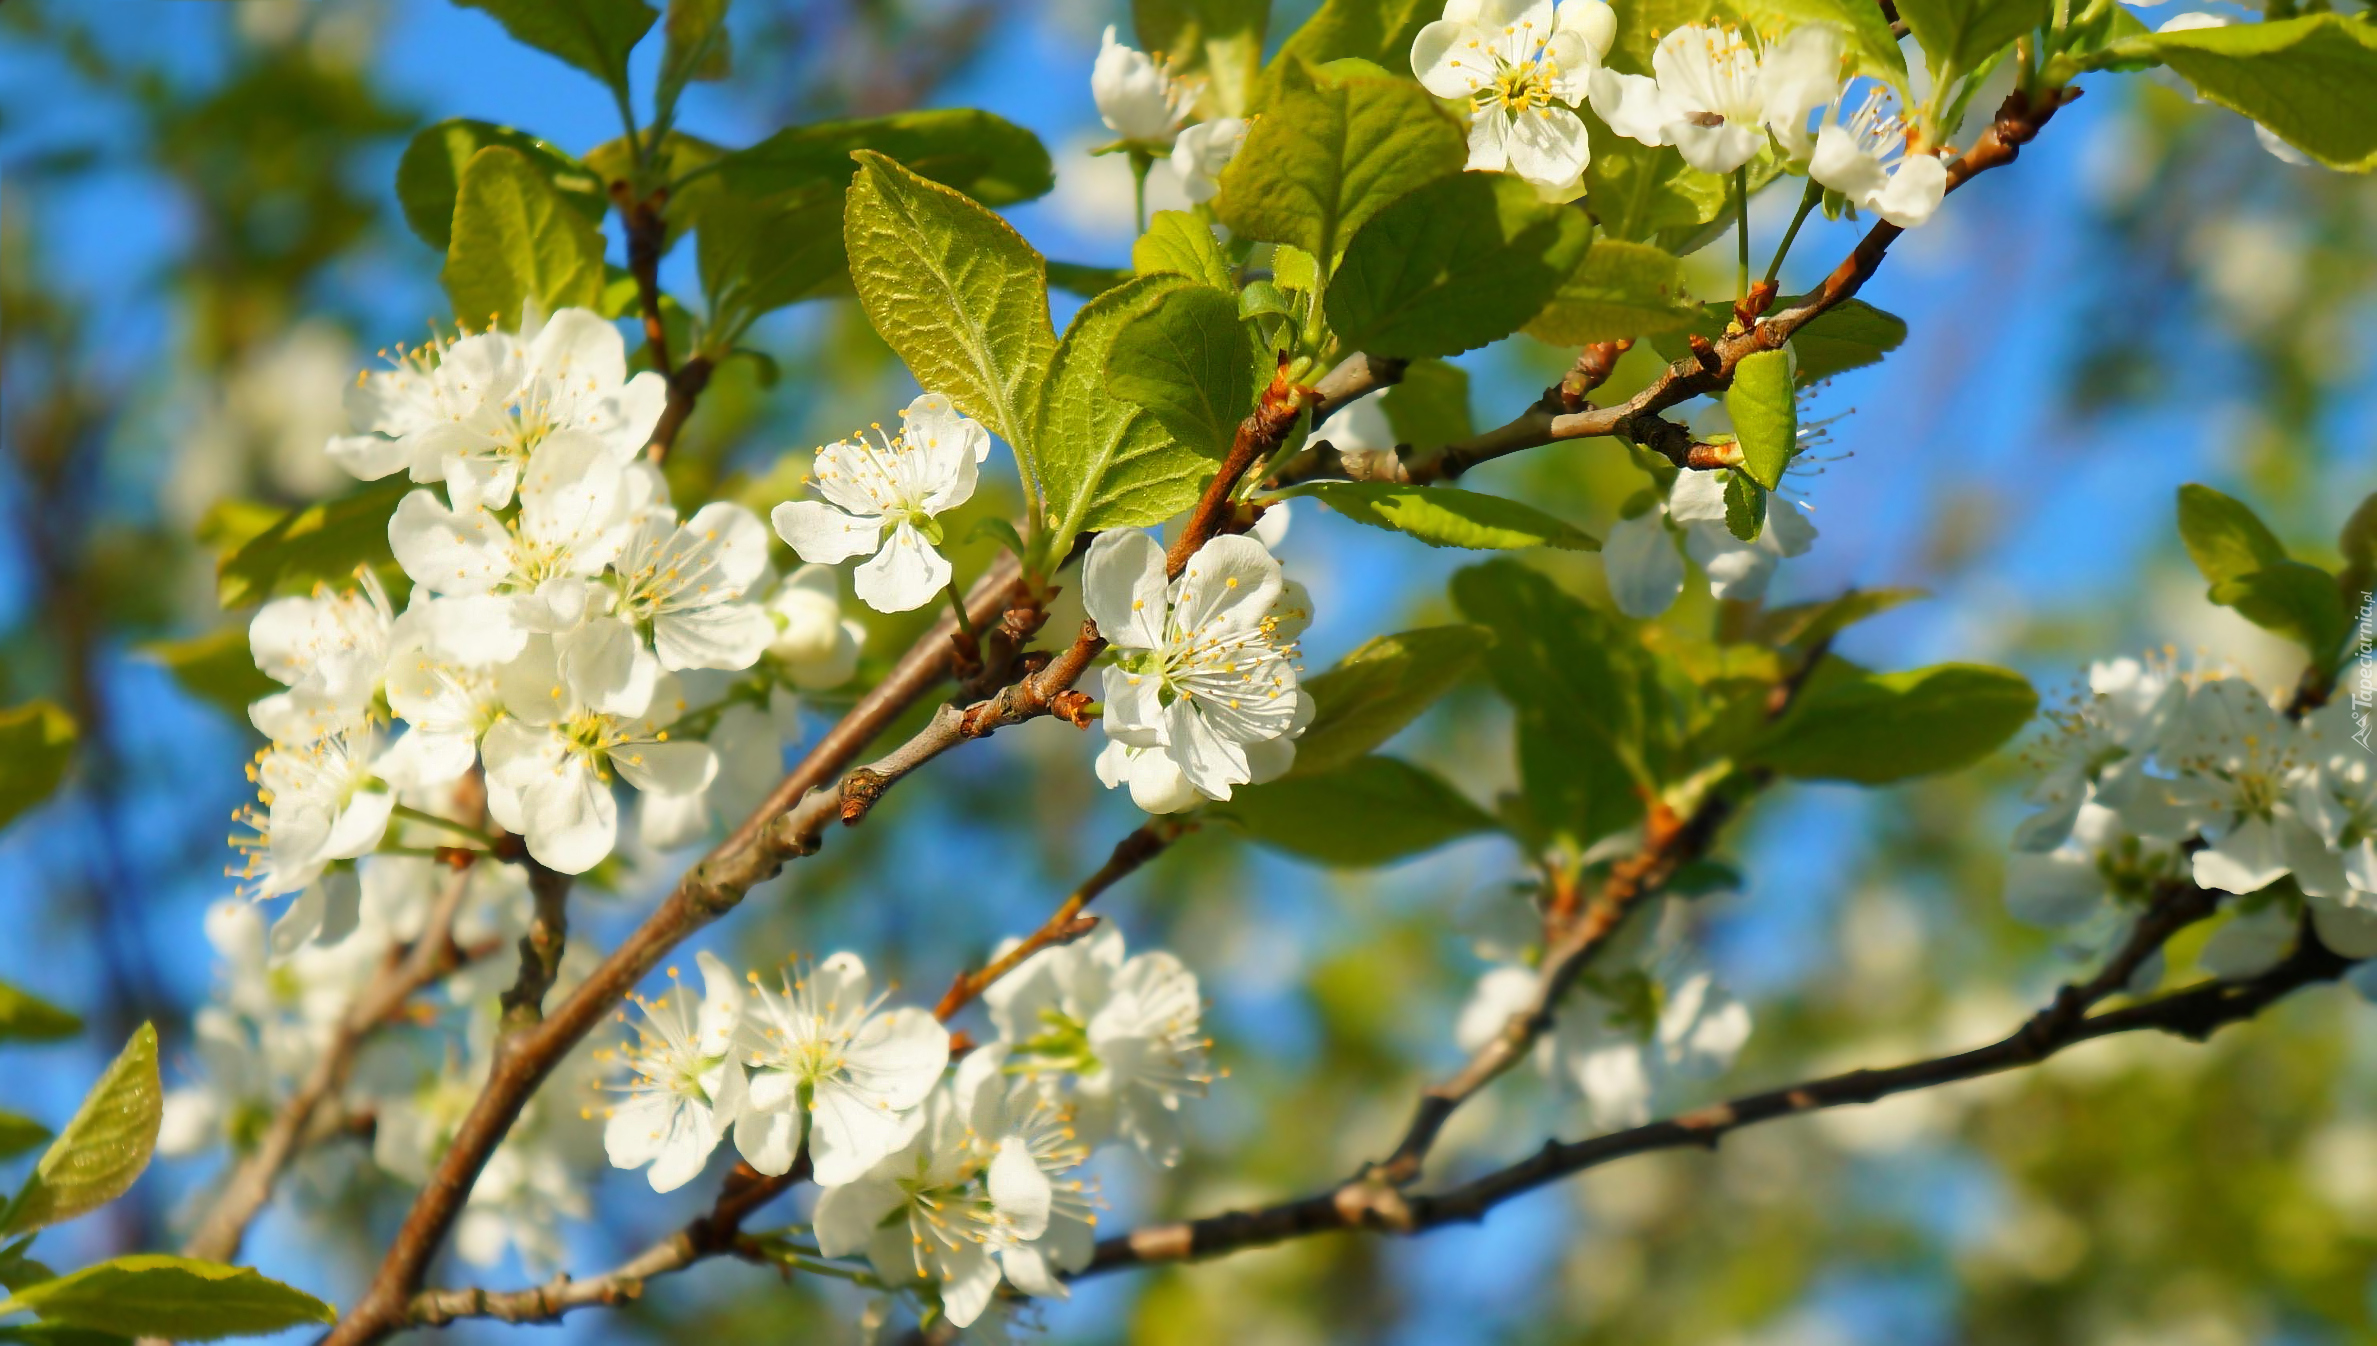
2158,677 -> 2322,896
1592,22 -> 1843,174
771,394 -> 985,614
232,727 -> 394,900
1169,116 -> 1246,203
247,573 -> 393,743
764,564 -> 866,690
1603,467 -> 1817,618
1092,26 -> 1192,146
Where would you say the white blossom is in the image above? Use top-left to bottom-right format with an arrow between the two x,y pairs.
1601,467 -> 1817,618
1091,25 -> 1191,146
771,394 -> 985,614
1084,528 -> 1311,804
733,952 -> 951,1185
953,1047 -> 1097,1298
247,573 -> 393,743
983,923 -> 1210,1165
232,726 -> 394,900
1169,116 -> 1246,203
764,564 -> 866,690
331,308 -> 665,514
481,639 -> 716,873
810,1090 -> 1012,1329
1591,22 -> 1843,174
1811,86 -> 1949,228
2158,677 -> 2323,896
601,952 -> 748,1193
1411,0 -> 1617,193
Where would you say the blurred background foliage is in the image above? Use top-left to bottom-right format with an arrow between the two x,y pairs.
0,1 -> 2373,1344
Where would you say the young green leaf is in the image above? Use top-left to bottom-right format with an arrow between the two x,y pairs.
0,1024 -> 161,1238
1584,127 -> 1729,245
2122,14 -> 2377,171
717,110 -> 1054,206
0,983 -> 80,1045
0,705 -> 76,835
0,1114 -> 51,1163
1106,284 -> 1261,459
1747,662 -> 2038,784
696,185 -> 846,336
393,120 -> 604,251
2210,561 -> 2348,662
1267,0 -> 1439,82
442,145 -> 608,331
0,1255 -> 334,1341
1209,755 -> 1498,867
1727,348 -> 1796,490
1135,0 -> 1270,118
1524,238 -> 1700,345
1035,274 -> 1208,542
1723,469 -> 1765,542
137,627 -> 278,725
1286,482 -> 1600,552
213,478 -> 408,610
1895,0 -> 2046,79
1326,172 -> 1593,358
844,150 -> 1056,465
1653,296 -> 1906,384
457,0 -> 657,99
2175,483 -> 2287,586
1215,58 -> 1465,267
1381,358 -> 1473,448
585,130 -> 727,249
1751,587 -> 1927,651
1132,210 -> 1237,292
656,0 -> 732,119
2337,491 -> 2377,609
1290,626 -> 1490,776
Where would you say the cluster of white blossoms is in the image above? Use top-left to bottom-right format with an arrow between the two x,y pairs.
1090,27 -> 1248,203
600,926 -> 1210,1328
2005,658 -> 2377,990
1457,898 -> 1751,1129
233,306 -> 873,888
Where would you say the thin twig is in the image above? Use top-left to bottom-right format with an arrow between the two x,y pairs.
933,820 -> 1189,1023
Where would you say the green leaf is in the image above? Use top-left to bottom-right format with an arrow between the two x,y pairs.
1584,127 -> 1729,246
139,627 -> 278,725
1747,662 -> 2038,784
214,478 -> 408,610
2120,15 -> 2377,171
696,184 -> 846,334
1452,561 -> 1680,848
844,150 -> 1056,464
1107,284 -> 1261,459
716,110 -> 1054,207
1136,0 -> 1270,118
0,705 -> 76,834
0,1256 -> 334,1341
0,1326 -> 128,1346
1381,358 -> 1472,448
456,0 -> 657,97
442,145 -> 607,331
1035,274 -> 1207,541
1268,0 -> 1437,82
2211,561 -> 2349,661
1046,261 -> 1138,298
1210,755 -> 1497,867
1272,244 -> 1321,296
1750,587 -> 1926,650
1727,349 -> 1796,490
1729,0 -> 1907,88
0,984 -> 80,1045
1133,210 -> 1237,292
2176,483 -> 2287,585
393,120 -> 605,251
1723,469 -> 1765,543
1326,172 -> 1593,359
0,1115 -> 50,1163
1291,626 -> 1489,776
1527,238 -> 1699,345
1215,58 -> 1466,267
0,1024 -> 161,1238
1285,482 -> 1599,552
656,0 -> 732,118
2337,491 -> 2377,608
1895,0 -> 2046,77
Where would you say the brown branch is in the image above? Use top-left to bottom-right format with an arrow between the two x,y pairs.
1270,87 -> 2076,491
1166,357 -> 1321,577
933,820 -> 1189,1023
497,858 -> 572,1029
180,865 -> 479,1263
1085,902 -> 2343,1277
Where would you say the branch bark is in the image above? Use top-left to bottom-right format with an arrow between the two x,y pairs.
1085,903 -> 2344,1277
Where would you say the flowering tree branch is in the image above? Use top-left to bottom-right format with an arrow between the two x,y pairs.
1083,897 -> 2347,1279
181,864 -> 484,1263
